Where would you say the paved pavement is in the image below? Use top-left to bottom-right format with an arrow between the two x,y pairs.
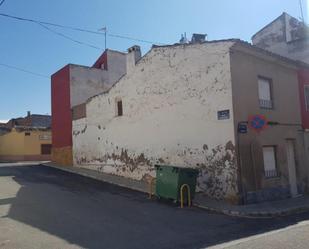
194,194 -> 309,218
1,163 -> 309,249
44,162 -> 309,218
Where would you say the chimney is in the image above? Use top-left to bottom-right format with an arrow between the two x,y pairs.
126,45 -> 141,73
27,111 -> 31,117
191,33 -> 207,43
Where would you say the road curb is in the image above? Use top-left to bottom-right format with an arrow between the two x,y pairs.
194,202 -> 309,219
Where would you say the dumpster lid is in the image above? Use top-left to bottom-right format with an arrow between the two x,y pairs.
155,164 -> 199,173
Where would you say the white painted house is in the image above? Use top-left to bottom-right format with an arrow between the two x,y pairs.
72,40 -> 309,203
73,41 -> 237,200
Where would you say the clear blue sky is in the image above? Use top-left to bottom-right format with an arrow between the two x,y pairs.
0,0 -> 308,121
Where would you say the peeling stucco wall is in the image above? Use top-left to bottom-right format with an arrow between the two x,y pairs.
69,65 -> 112,108
69,51 -> 128,108
252,15 -> 286,50
106,50 -> 128,84
73,42 -> 238,200
252,13 -> 309,64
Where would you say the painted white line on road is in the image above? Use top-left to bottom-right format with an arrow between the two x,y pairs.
206,220 -> 309,249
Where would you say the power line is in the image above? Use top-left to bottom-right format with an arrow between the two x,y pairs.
0,63 -> 49,78
108,33 -> 162,44
0,13 -> 104,50
0,12 -> 164,45
0,13 -> 103,35
37,22 -> 103,50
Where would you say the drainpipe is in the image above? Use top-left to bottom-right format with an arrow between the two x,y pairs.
250,141 -> 258,190
236,121 -> 247,205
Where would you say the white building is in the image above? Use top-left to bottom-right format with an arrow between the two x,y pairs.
72,40 -> 309,203
73,41 -> 237,201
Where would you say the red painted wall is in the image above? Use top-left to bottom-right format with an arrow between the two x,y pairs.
92,51 -> 108,69
51,65 -> 72,148
298,69 -> 309,130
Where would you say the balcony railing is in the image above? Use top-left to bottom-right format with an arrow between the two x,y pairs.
259,99 -> 273,109
265,169 -> 279,178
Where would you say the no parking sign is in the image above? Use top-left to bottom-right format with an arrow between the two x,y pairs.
248,114 -> 268,133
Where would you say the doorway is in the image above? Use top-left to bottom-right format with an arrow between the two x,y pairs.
286,140 -> 298,197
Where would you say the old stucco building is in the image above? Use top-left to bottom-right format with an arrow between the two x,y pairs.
252,12 -> 309,64
252,12 -> 309,199
72,40 -> 309,203
0,112 -> 52,162
51,48 -> 140,165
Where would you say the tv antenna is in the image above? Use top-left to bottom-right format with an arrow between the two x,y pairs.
99,26 -> 107,50
299,0 -> 305,23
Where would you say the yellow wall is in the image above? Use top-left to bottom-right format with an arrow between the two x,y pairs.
0,129 -> 24,155
0,129 -> 52,156
24,130 -> 52,155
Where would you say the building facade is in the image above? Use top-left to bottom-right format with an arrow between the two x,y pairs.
252,13 -> 309,197
230,42 -> 308,203
0,113 -> 52,162
252,12 -> 309,64
51,48 -> 141,166
71,40 -> 309,203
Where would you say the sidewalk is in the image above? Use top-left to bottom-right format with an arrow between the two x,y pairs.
195,194 -> 309,218
41,162 -> 309,218
41,162 -> 149,193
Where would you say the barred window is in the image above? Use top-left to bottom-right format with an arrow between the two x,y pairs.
262,146 -> 278,178
258,77 -> 273,109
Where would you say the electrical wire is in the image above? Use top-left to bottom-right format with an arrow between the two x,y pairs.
0,12 -> 166,78
37,22 -> 103,50
0,13 -> 103,34
108,33 -> 162,44
0,12 -> 164,45
0,62 -> 49,78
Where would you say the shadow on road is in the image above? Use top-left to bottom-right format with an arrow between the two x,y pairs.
0,165 -> 309,249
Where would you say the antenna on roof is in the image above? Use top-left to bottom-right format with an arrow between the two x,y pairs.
179,32 -> 188,44
99,26 -> 107,50
299,0 -> 305,23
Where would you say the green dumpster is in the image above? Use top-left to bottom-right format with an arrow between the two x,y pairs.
155,165 -> 199,201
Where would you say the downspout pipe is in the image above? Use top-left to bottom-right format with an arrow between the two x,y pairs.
236,121 -> 247,205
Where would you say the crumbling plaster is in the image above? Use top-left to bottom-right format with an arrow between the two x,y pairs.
73,42 -> 238,200
252,13 -> 309,64
69,65 -> 112,108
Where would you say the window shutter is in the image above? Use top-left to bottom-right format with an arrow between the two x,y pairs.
258,78 -> 271,101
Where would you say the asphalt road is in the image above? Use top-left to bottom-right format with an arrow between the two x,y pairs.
0,163 -> 309,249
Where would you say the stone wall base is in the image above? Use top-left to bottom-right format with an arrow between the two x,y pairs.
52,146 -> 73,166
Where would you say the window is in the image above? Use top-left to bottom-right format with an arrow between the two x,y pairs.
304,85 -> 309,111
39,134 -> 51,140
258,77 -> 273,109
41,144 -> 52,155
262,146 -> 278,178
25,132 -> 31,136
72,103 -> 86,120
117,100 -> 123,116
101,63 -> 107,70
